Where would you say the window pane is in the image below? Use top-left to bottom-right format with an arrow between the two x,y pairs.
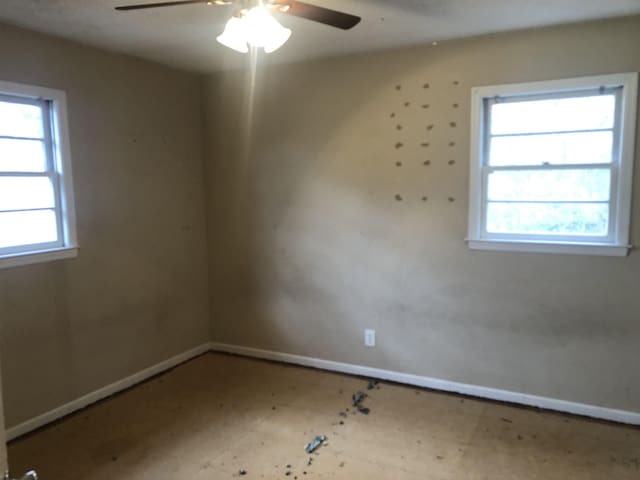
0,209 -> 58,248
486,202 -> 609,236
0,177 -> 55,211
0,101 -> 44,138
0,138 -> 47,172
491,94 -> 615,135
487,169 -> 610,202
489,131 -> 613,166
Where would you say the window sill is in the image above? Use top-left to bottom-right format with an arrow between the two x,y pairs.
0,247 -> 78,270
467,239 -> 631,257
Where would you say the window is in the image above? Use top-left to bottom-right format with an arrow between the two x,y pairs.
0,81 -> 77,268
467,73 -> 638,256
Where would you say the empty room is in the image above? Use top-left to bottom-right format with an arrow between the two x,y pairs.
0,1 -> 639,479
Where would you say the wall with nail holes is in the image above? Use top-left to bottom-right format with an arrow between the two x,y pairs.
204,15 -> 640,413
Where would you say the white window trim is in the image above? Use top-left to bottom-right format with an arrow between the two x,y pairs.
0,80 -> 78,269
467,73 -> 638,256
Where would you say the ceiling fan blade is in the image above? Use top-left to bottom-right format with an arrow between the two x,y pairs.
279,1 -> 361,30
115,0 -> 211,11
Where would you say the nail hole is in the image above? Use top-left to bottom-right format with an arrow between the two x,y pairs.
423,160 -> 431,166
449,122 -> 457,128
423,83 -> 430,89
422,196 -> 428,202
396,161 -> 403,167
420,142 -> 430,148
453,80 -> 459,85
396,124 -> 402,130
395,194 -> 403,201
448,160 -> 455,165
390,112 -> 396,118
449,141 -> 456,147
422,104 -> 430,109
404,101 -> 410,107
395,142 -> 404,149
426,125 -> 434,131
453,103 -> 459,108
395,85 -> 402,91
448,197 -> 456,202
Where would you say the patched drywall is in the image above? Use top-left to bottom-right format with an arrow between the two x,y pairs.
204,16 -> 640,413
0,23 -> 210,428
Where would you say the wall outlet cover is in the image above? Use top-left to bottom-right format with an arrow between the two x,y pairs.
364,329 -> 376,347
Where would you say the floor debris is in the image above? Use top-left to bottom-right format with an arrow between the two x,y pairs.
352,391 -> 366,406
239,469 -> 247,476
367,380 -> 379,390
305,436 -> 326,454
352,391 -> 370,414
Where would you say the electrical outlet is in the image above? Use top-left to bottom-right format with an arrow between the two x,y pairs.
364,329 -> 376,347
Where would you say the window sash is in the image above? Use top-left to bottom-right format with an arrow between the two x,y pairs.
480,164 -> 616,243
478,87 -> 622,244
0,97 -> 65,256
483,88 -> 621,164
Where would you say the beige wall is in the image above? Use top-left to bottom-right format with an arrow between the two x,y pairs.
0,24 -> 210,428
204,16 -> 640,413
1,13 -> 639,433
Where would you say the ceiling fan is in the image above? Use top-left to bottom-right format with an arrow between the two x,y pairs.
115,0 -> 361,54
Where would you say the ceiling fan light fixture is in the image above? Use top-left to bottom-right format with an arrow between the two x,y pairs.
243,6 -> 291,53
216,16 -> 249,53
263,24 -> 291,53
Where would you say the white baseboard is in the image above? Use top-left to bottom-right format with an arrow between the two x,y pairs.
210,342 -> 640,426
6,343 -> 211,441
8,341 -> 639,441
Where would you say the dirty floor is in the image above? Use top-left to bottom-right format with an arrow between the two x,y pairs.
8,353 -> 640,479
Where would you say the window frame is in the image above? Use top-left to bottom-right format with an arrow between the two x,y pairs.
467,73 -> 638,256
0,80 -> 78,269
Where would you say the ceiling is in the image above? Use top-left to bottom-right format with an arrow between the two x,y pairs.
1,0 -> 640,73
